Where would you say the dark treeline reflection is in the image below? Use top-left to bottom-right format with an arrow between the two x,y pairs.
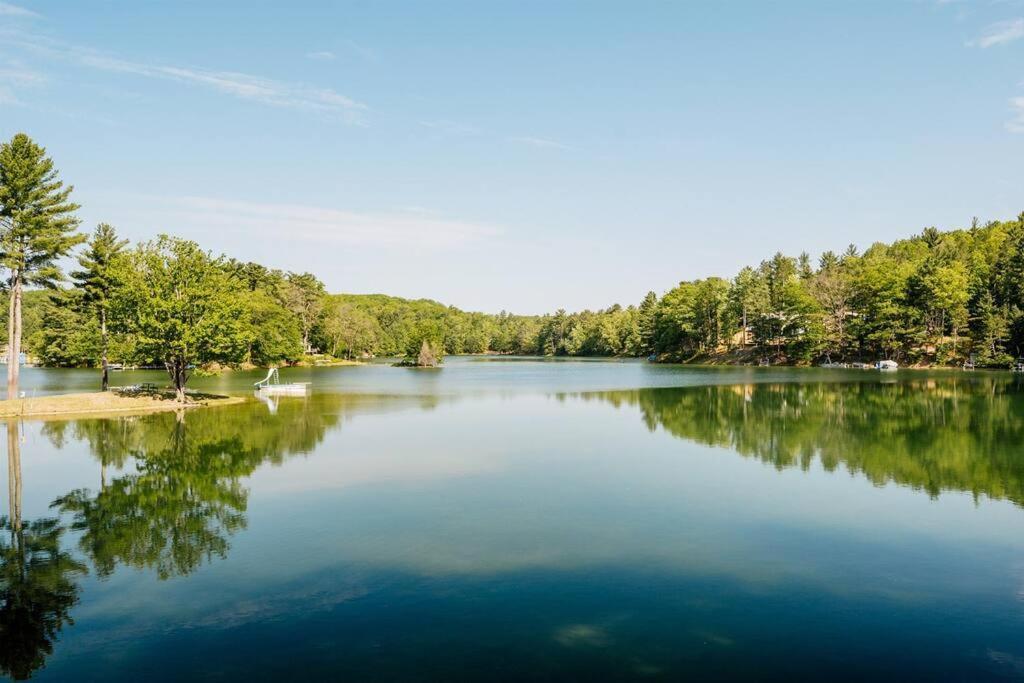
582,377 -> 1024,506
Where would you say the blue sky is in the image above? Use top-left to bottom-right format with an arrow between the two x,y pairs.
1,1 -> 1023,313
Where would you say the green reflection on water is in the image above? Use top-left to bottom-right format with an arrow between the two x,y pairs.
2,374 -> 1024,680
1,424 -> 86,681
45,394 -> 361,580
583,375 -> 1024,506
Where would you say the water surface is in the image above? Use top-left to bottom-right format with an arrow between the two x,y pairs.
2,361 -> 1024,680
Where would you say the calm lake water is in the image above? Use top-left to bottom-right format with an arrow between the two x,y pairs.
3,358 -> 1024,681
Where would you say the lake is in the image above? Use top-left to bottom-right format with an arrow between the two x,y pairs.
3,358 -> 1024,681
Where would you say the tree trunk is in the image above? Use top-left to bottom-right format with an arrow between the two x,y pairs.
100,308 -> 109,392
175,362 -> 186,403
166,358 -> 188,403
6,277 -> 20,400
7,420 -> 21,533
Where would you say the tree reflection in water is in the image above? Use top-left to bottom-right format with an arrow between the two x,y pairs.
0,421 -> 86,681
50,394 -> 349,580
1,394 -> 355,677
580,376 -> 1024,506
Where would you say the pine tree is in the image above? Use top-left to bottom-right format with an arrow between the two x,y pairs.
72,224 -> 128,391
637,291 -> 658,354
0,134 -> 82,398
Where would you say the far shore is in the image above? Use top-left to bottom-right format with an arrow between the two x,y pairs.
0,390 -> 247,420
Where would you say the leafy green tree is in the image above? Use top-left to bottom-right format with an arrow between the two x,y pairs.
112,236 -> 246,401
692,278 -> 731,352
27,290 -> 99,367
280,272 -> 326,353
729,267 -> 769,346
810,257 -> 853,357
403,319 -> 444,365
72,224 -> 128,390
922,261 -> 970,354
848,245 -> 917,361
319,302 -> 380,359
0,134 -> 82,398
240,289 -> 303,366
974,291 -> 1012,366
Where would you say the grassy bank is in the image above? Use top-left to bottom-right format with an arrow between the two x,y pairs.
0,390 -> 246,420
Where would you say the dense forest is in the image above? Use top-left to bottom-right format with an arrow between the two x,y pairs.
18,214 -> 1024,370
4,134 -> 1024,376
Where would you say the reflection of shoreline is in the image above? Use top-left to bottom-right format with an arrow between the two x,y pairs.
2,420 -> 86,680
571,378 -> 1024,507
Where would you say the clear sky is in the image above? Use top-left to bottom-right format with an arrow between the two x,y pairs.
1,1 -> 1022,313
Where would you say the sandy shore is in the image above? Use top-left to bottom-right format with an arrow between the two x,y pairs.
0,390 -> 247,420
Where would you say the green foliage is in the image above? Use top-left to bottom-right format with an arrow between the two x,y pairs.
280,272 -> 326,353
0,133 -> 83,396
72,224 -> 129,388
4,129 -> 1024,372
0,134 -> 82,289
240,289 -> 303,366
318,301 -> 380,359
111,236 -> 246,398
72,224 -> 128,315
27,290 -> 99,367
404,319 -> 445,364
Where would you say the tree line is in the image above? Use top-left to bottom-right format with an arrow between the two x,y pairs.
271,215 -> 1024,368
3,132 -> 1024,400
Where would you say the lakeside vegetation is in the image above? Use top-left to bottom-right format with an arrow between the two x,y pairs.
3,132 -> 1024,400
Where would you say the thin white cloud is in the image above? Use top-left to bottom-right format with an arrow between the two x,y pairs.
969,18 -> 1024,47
306,50 -> 336,61
510,136 -> 571,150
1007,96 -> 1024,133
420,119 -> 481,136
0,2 -> 38,18
0,32 -> 367,121
165,196 -> 501,249
0,59 -> 45,104
0,62 -> 45,86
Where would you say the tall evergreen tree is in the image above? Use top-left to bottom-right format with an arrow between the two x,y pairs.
72,224 -> 128,391
636,291 -> 658,355
0,134 -> 82,398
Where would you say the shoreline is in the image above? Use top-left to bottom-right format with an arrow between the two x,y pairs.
0,391 -> 247,421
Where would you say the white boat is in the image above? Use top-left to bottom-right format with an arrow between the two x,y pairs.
875,360 -> 898,371
254,368 -> 310,396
